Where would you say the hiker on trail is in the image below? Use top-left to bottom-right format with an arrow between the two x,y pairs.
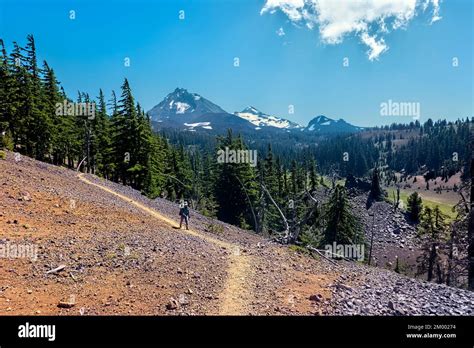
179,201 -> 190,230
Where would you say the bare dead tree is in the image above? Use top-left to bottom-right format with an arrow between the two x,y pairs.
457,188 -> 470,214
468,127 -> 474,290
447,224 -> 457,287
329,164 -> 341,189
76,156 -> 87,172
449,180 -> 471,288
395,185 -> 400,210
234,175 -> 258,233
260,184 -> 289,239
260,184 -> 320,244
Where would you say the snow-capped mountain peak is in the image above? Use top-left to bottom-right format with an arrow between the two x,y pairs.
305,115 -> 363,134
148,88 -> 227,121
234,106 -> 302,130
241,106 -> 261,115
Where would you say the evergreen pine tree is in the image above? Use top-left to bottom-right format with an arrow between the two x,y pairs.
370,167 -> 384,201
407,191 -> 423,222
214,130 -> 257,229
309,158 -> 318,191
23,35 -> 51,160
321,185 -> 364,246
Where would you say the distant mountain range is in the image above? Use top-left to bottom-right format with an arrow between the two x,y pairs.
147,88 -> 363,135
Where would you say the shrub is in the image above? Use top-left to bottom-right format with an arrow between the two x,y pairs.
206,223 -> 224,235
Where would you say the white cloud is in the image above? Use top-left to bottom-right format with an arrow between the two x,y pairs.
360,32 -> 388,61
261,0 -> 442,60
276,27 -> 286,36
430,0 -> 442,23
262,0 -> 306,21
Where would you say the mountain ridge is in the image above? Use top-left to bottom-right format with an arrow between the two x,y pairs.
147,88 -> 363,135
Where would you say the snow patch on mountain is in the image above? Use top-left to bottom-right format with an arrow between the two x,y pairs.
175,102 -> 191,114
184,122 -> 212,130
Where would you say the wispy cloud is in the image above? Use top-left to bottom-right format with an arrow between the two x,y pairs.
261,0 -> 442,60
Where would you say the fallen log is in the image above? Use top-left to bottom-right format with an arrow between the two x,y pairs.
307,246 -> 358,263
46,265 -> 66,274
307,246 -> 339,265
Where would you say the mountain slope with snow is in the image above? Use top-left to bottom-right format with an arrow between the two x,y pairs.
148,88 -> 227,121
305,115 -> 363,134
234,106 -> 302,130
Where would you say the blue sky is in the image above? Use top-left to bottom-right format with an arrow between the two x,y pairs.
0,0 -> 472,127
